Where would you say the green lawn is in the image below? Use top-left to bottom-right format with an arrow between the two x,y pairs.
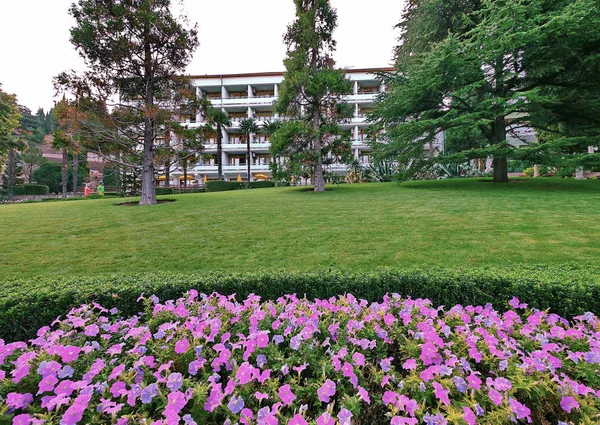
1,178 -> 599,280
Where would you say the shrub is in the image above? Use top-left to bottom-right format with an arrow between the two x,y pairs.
247,181 -> 275,189
523,167 -> 534,177
205,181 -> 244,192
0,292 -> 598,425
1,266 -> 599,342
11,184 -> 49,196
155,187 -> 175,195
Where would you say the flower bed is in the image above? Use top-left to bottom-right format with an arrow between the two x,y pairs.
1,292 -> 599,424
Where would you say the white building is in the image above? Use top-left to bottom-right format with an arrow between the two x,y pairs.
165,67 -> 443,185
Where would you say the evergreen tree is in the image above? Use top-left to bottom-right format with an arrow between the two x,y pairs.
373,0 -> 600,182
274,0 -> 353,192
55,0 -> 199,205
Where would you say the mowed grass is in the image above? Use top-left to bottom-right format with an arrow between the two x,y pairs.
1,178 -> 599,280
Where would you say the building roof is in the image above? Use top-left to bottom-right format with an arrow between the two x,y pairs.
186,67 -> 395,80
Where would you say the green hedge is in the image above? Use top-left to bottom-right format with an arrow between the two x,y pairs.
1,266 -> 599,342
155,187 -> 205,195
248,181 -> 275,189
12,184 -> 49,196
205,180 -> 244,192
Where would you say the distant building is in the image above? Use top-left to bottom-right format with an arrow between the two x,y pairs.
162,68 -> 444,185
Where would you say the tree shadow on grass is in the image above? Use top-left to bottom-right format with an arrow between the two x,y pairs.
399,178 -> 600,194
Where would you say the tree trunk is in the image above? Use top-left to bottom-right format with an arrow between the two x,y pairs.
115,152 -> 122,195
246,133 -> 251,183
140,139 -> 156,205
61,148 -> 68,199
313,107 -> 325,192
492,116 -> 508,183
217,124 -> 223,180
165,160 -> 171,188
7,148 -> 15,201
72,153 -> 79,193
183,160 -> 188,188
140,28 -> 157,205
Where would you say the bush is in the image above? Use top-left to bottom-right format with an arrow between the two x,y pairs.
247,180 -> 275,189
1,266 -> 599,342
1,292 -> 598,425
155,188 -> 205,195
205,180 -> 244,192
12,184 -> 49,196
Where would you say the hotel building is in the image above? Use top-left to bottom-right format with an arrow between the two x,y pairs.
165,67 -> 445,185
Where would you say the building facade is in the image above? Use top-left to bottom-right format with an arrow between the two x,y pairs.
165,68 -> 444,185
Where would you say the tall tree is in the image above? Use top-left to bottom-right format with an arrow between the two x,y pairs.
373,0 -> 600,182
275,0 -> 353,192
57,0 -> 199,205
205,108 -> 231,181
18,148 -> 44,184
0,86 -> 23,201
239,118 -> 259,182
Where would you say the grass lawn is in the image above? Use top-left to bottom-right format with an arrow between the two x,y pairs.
1,178 -> 599,280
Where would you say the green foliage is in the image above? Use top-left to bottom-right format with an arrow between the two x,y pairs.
375,0 -> 600,183
155,187 -> 205,195
1,266 -> 599,342
12,184 -> 49,196
204,180 -> 244,192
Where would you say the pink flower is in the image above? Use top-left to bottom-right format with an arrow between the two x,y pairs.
560,396 -> 580,413
357,386 -> 370,404
59,346 -> 81,363
337,408 -> 353,425
12,414 -> 32,425
84,324 -> 99,336
391,418 -> 417,425
317,379 -> 337,403
254,391 -> 269,401
463,407 -> 476,425
467,374 -> 482,390
6,393 -> 33,409
402,359 -> 417,370
352,353 -> 365,366
289,414 -> 307,425
174,338 -> 190,354
488,388 -> 503,406
317,412 -> 335,425
236,362 -> 256,385
432,382 -> 450,406
278,384 -> 296,406
382,391 -> 397,405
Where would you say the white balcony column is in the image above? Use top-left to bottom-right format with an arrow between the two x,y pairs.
196,87 -> 203,122
355,104 -> 359,118
247,107 -> 253,119
354,125 -> 359,141
248,84 -> 253,98
380,82 -> 386,93
221,86 -> 228,99
354,148 -> 360,160
274,84 -> 279,97
353,81 -> 358,95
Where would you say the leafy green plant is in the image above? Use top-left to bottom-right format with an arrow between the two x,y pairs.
204,181 -> 244,192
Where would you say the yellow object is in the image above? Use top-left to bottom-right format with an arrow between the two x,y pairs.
253,174 -> 269,180
203,175 -> 207,184
179,175 -> 195,181
157,175 -> 167,181
237,174 -> 242,182
291,176 -> 295,183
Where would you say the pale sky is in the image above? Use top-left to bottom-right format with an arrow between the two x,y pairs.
0,0 -> 403,112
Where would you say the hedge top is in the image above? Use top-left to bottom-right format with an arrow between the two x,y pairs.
1,266 -> 599,342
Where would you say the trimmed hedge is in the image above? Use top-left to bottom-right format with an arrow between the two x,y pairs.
155,187 -> 205,195
1,266 -> 599,342
12,184 -> 49,195
248,180 -> 275,189
205,180 -> 244,192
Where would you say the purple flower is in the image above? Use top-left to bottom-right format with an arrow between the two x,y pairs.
423,413 -> 447,425
508,398 -> 531,421
227,395 -> 245,414
453,376 -> 467,393
166,372 -> 183,392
